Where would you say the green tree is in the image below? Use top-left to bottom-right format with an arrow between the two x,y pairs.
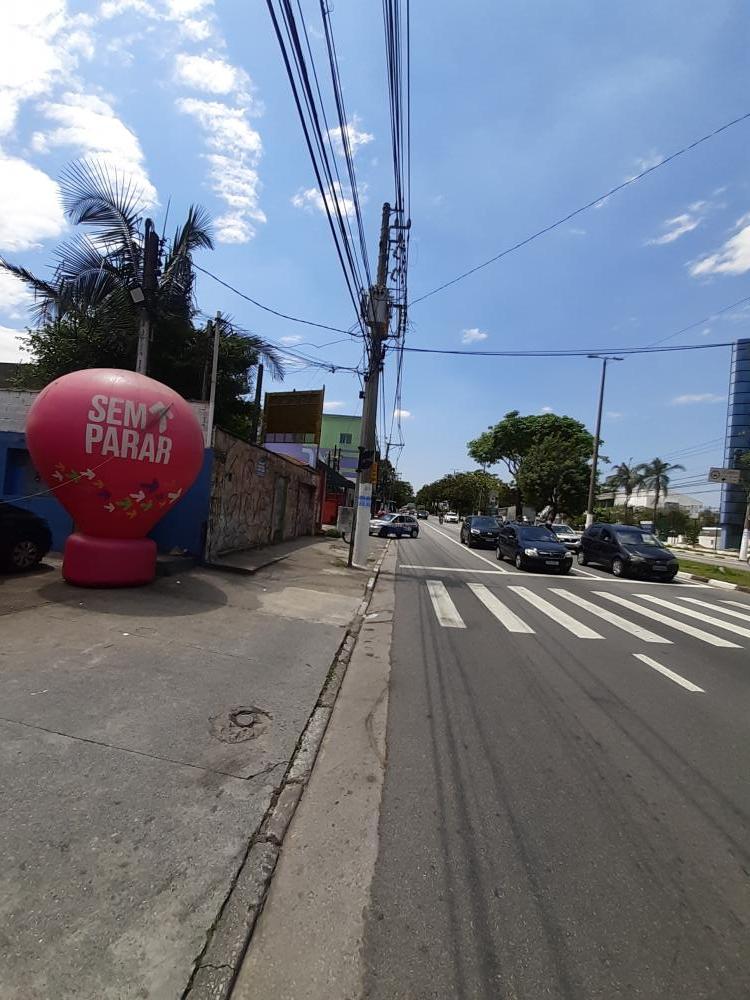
604,460 -> 643,524
637,458 -> 686,522
516,437 -> 591,520
1,160 -> 283,437
415,470 -> 512,516
469,411 -> 594,517
378,459 -> 414,510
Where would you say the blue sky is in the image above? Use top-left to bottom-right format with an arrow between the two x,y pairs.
1,1 -> 749,506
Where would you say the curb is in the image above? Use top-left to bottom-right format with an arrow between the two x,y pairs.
181,541 -> 391,1000
676,570 -> 750,594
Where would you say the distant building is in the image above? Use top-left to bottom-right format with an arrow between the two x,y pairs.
320,414 -> 362,483
598,488 -> 705,518
262,388 -> 324,468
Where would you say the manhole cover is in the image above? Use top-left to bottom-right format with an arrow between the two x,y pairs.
209,705 -> 272,744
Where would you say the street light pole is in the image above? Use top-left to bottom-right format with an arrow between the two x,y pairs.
585,355 -> 623,528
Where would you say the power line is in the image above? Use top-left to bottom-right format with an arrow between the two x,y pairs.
195,264 -> 357,335
410,110 -> 750,306
646,294 -> 750,347
398,340 -> 737,358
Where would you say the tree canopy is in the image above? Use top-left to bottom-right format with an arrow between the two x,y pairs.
378,458 -> 414,509
415,470 -> 512,515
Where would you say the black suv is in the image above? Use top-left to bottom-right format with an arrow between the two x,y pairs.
0,502 -> 52,572
578,523 -> 679,580
460,515 -> 502,548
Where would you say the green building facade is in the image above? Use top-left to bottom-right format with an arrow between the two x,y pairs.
320,414 -> 362,483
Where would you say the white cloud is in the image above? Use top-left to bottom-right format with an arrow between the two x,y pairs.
280,335 -> 303,345
606,411 -> 624,419
394,408 -> 412,419
167,0 -> 214,15
671,393 -> 725,405
177,98 -> 264,243
569,227 -> 586,236
461,328 -> 488,344
323,400 -> 346,412
36,92 -> 157,204
0,152 -> 65,251
647,211 -> 702,246
100,0 -> 155,16
292,182 -> 355,219
689,217 -> 750,277
0,325 -> 26,363
175,53 -> 249,96
539,405 -> 554,414
629,151 -> 663,177
0,271 -> 33,313
327,115 -> 374,156
180,18 -> 213,40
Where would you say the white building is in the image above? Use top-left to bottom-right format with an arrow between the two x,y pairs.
598,488 -> 705,518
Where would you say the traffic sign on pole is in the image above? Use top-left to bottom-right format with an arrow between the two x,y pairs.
708,467 -> 742,484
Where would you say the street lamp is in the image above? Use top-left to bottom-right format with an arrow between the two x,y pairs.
585,354 -> 623,528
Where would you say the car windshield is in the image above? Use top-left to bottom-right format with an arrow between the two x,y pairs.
615,530 -> 663,548
377,514 -> 396,522
471,517 -> 498,529
552,525 -> 575,536
518,526 -> 558,541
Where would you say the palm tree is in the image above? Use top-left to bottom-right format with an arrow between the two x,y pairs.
605,460 -> 643,523
0,158 -> 283,382
637,458 -> 685,523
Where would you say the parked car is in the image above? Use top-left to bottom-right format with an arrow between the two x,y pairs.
417,509 -> 429,519
443,511 -> 459,523
0,502 -> 52,572
369,513 -> 420,538
578,523 -> 679,579
496,523 -> 573,573
460,515 -> 502,548
550,523 -> 582,552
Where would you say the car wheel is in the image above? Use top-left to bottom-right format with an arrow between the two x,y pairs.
7,538 -> 42,571
577,550 -> 588,566
612,557 -> 626,578
558,565 -> 571,575
410,528 -> 418,538
496,547 -> 503,561
665,570 -> 678,582
514,553 -> 525,571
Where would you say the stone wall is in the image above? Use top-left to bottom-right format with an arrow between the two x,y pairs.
206,427 -> 322,559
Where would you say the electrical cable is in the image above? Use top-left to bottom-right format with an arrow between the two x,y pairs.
398,340 -> 737,357
410,110 -> 750,306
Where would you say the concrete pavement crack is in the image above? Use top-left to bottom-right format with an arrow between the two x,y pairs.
0,715 -> 277,780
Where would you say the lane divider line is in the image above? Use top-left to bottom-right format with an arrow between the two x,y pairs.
594,591 -> 741,649
467,583 -> 535,634
550,589 -> 672,644
422,521 -> 512,574
426,579 -> 466,629
509,586 -> 603,639
633,653 -> 704,693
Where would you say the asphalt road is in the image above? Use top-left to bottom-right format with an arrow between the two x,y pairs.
362,520 -> 750,1000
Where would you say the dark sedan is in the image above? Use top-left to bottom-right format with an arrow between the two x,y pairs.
460,515 -> 502,548
0,502 -> 52,572
496,523 -> 573,573
578,523 -> 679,579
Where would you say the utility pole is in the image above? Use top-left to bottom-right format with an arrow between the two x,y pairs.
250,363 -> 264,444
585,354 -> 623,528
204,312 -> 221,448
135,218 -> 159,376
349,202 -> 392,568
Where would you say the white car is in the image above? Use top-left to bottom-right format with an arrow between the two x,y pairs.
369,513 -> 420,538
550,523 -> 582,551
443,511 -> 459,523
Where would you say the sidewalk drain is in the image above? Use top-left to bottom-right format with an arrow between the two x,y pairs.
209,705 -> 272,744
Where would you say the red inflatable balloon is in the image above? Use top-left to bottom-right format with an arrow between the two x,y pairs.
26,369 -> 205,586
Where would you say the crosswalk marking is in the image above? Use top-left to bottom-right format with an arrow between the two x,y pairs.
671,594 -> 750,625
467,583 -> 535,633
721,599 -> 750,612
426,580 -> 466,629
632,654 -> 704,693
633,593 -> 750,640
509,586 -> 602,639
550,589 -> 671,644
594,591 -> 741,648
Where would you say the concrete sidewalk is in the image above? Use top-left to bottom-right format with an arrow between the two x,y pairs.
0,535 -> 384,1000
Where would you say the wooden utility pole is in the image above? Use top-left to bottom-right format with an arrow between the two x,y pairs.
135,218 -> 160,375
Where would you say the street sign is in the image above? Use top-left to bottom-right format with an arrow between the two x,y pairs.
489,492 -> 498,505
708,467 -> 742,484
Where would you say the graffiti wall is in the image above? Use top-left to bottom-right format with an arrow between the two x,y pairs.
206,428 -> 322,559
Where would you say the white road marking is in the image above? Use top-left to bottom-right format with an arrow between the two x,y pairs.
550,589 -> 671,644
570,565 -> 599,578
594,592 -> 741,648
671,595 -> 750,624
721,599 -> 750,611
423,522 -> 512,573
633,593 -> 750,640
399,565 -> 505,574
632,653 -> 704,693
467,583 -> 535,633
426,580 -> 466,629
509,586 -> 603,638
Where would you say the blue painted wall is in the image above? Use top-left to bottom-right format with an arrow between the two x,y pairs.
720,339 -> 750,549
0,430 -> 212,557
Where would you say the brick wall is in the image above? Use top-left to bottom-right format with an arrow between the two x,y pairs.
206,427 -> 322,559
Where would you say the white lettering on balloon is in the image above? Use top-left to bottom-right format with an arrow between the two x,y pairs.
84,394 -> 174,465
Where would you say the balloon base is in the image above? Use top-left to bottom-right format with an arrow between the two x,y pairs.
63,534 -> 157,587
